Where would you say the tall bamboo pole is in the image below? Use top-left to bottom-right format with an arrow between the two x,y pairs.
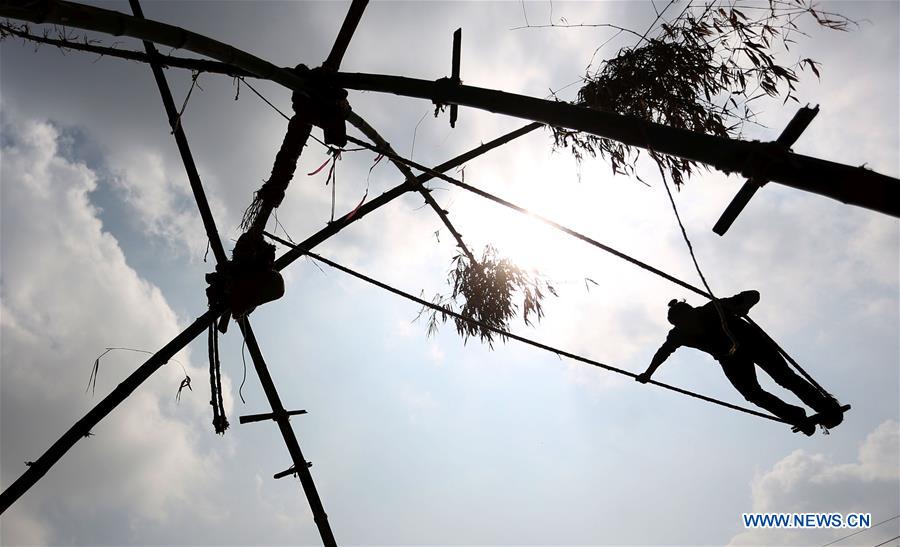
331,72 -> 900,218
1,0 -> 896,217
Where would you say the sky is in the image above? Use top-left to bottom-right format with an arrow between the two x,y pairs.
0,1 -> 898,545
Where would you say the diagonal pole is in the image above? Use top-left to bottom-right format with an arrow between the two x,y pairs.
130,0 -> 328,539
219,4 -> 370,542
347,112 -> 478,264
129,0 -> 227,265
0,123 -> 538,515
322,0 -> 369,72
0,310 -> 219,514
236,318 -> 336,546
131,0 -> 337,540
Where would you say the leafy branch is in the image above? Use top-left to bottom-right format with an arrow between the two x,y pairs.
551,0 -> 854,187
418,246 -> 557,347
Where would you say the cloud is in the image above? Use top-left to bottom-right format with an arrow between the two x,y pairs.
110,146 -> 227,257
0,118 -> 221,544
729,421 -> 900,546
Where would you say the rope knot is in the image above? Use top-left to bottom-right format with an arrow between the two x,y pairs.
292,64 -> 350,147
205,234 -> 284,321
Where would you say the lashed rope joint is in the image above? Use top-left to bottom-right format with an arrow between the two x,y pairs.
431,76 -> 459,117
206,233 -> 285,322
240,64 -> 351,232
294,64 -> 351,148
740,141 -> 786,183
204,234 -> 284,434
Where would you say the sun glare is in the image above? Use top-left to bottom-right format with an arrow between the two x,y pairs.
457,177 -> 608,284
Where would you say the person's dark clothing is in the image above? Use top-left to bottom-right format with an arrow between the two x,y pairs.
652,291 -> 832,424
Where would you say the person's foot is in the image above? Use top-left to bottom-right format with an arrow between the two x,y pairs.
792,419 -> 816,436
817,399 -> 845,429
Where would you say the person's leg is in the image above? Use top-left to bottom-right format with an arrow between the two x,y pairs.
750,343 -> 836,413
720,357 -> 808,424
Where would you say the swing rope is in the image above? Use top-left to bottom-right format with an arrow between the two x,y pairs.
340,135 -> 832,400
653,156 -> 740,357
263,231 -> 788,425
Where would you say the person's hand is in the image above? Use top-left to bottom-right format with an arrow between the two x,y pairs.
635,372 -> 652,384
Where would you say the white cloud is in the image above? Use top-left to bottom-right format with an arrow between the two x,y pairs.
111,147 -> 227,257
0,118 -> 222,543
729,421 -> 900,546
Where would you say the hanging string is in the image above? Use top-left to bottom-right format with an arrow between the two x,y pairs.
239,76 -> 290,121
345,153 -> 383,222
308,149 -> 342,223
653,156 -> 740,355
328,152 -> 338,223
632,117 -> 740,355
87,347 -> 188,397
172,71 -> 201,135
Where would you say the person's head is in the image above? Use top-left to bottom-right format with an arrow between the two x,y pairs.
667,299 -> 693,326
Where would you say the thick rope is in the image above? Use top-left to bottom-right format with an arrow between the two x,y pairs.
264,232 -> 787,425
240,113 -> 312,233
207,323 -> 229,434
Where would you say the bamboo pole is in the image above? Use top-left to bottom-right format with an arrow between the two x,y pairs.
2,0 -> 896,217
128,0 -> 228,265
0,23 -> 253,77
214,5 -> 371,543
322,0 -> 369,72
0,0 -> 307,92
0,310 -> 219,514
331,72 -> 900,218
236,318 -> 337,547
346,112 -> 478,263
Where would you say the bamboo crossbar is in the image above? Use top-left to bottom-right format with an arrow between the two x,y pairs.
2,0 -> 896,217
3,1 -> 897,218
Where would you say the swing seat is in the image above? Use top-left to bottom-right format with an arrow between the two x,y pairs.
791,404 -> 850,434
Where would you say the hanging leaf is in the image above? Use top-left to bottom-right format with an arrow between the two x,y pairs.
553,0 -> 853,187
419,246 -> 556,347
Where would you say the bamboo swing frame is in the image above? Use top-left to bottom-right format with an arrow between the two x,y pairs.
0,2 -> 896,545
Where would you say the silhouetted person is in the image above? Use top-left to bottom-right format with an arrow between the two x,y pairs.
636,290 -> 842,435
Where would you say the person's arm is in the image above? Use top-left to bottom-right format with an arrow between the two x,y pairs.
718,290 -> 760,317
636,332 -> 680,383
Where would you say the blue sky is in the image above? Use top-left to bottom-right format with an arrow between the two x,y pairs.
1,1 -> 898,545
